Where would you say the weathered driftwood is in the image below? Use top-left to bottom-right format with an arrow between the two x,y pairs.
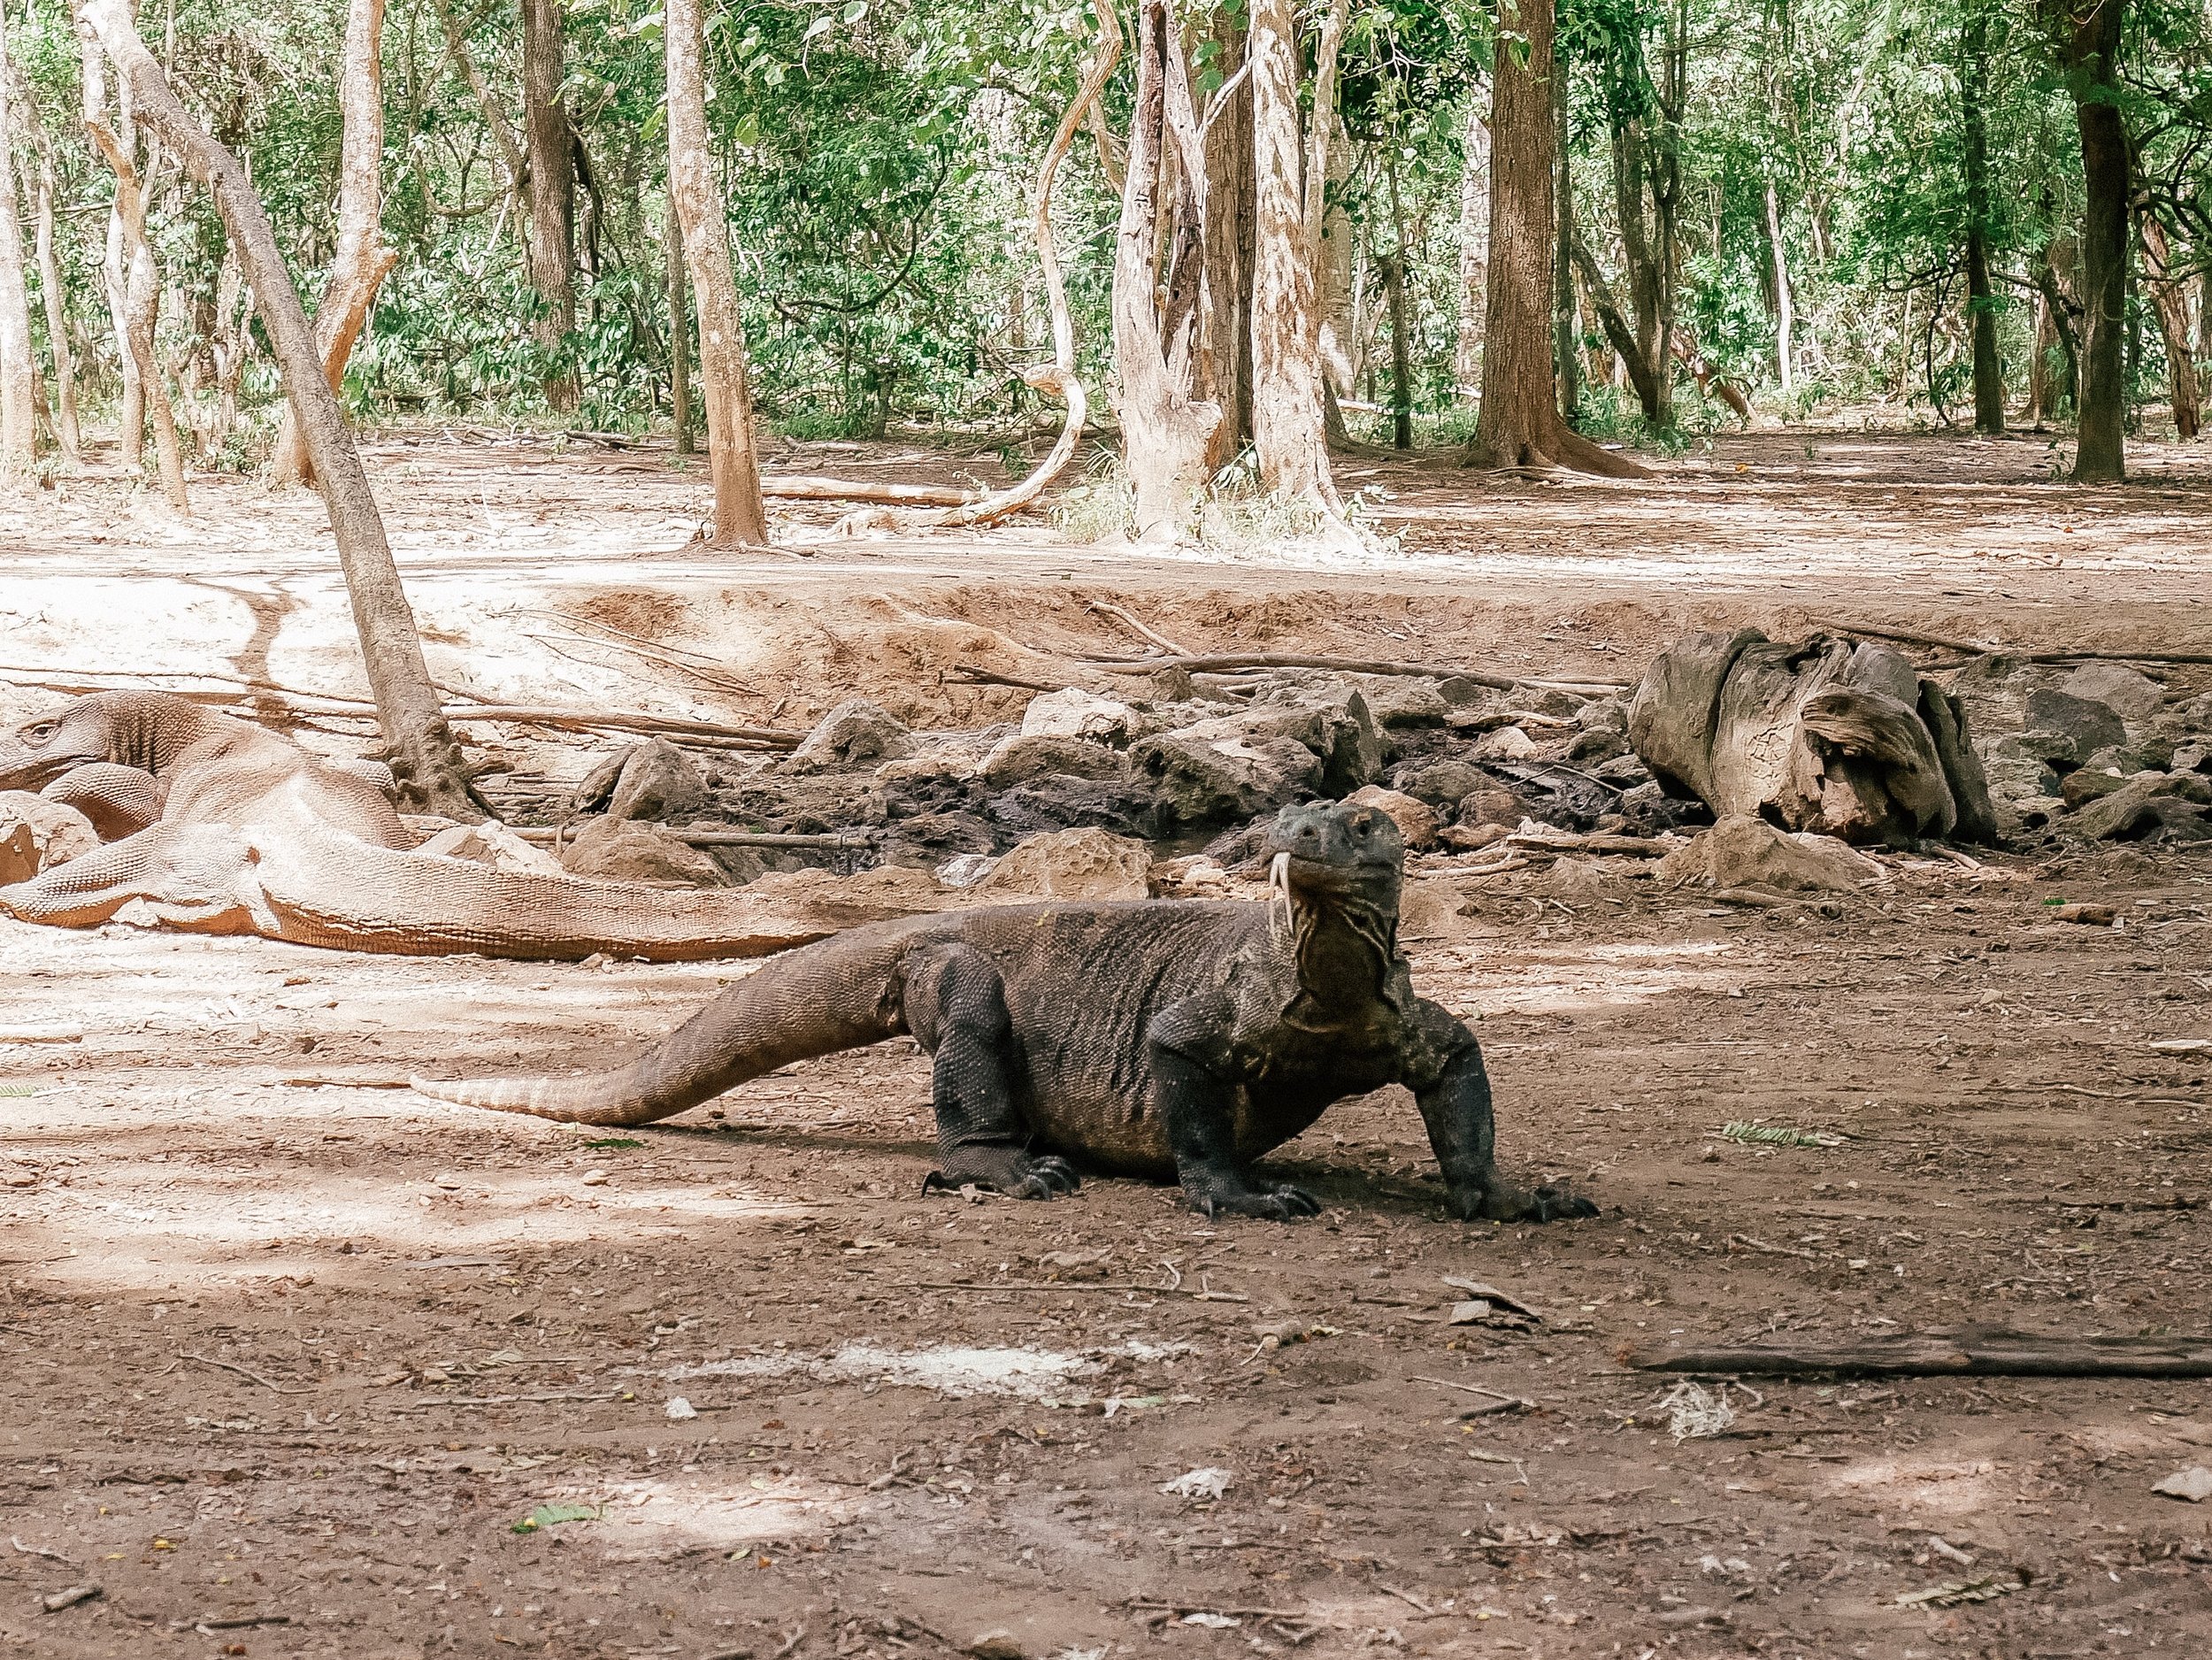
1628,1328 -> 2212,1379
1628,628 -> 1999,848
515,826 -> 857,850
1085,652 -> 1627,695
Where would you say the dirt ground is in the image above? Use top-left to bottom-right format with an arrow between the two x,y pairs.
4,429 -> 2212,1659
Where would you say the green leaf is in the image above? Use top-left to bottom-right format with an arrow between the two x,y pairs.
512,1502 -> 602,1534
841,0 -> 868,20
584,1137 -> 645,1149
803,15 -> 833,38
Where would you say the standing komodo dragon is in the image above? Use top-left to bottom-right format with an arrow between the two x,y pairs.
0,691 -> 842,961
415,801 -> 1597,1222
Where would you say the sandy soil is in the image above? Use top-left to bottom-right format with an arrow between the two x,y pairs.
3,430 -> 2212,1658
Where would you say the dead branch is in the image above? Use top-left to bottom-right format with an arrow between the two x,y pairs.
512,826 -> 860,850
1815,615 -> 2212,668
1627,1328 -> 2212,1378
1081,652 -> 1627,693
762,474 -> 975,506
1087,599 -> 1191,657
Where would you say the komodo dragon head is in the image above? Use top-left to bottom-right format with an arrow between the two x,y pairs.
1263,798 -> 1405,958
0,693 -> 198,789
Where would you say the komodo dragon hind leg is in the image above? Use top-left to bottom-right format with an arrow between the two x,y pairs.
901,943 -> 1079,1202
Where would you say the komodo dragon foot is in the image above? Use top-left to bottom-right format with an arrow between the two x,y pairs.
1448,1182 -> 1599,1224
1184,1179 -> 1323,1221
922,1151 -> 1081,1202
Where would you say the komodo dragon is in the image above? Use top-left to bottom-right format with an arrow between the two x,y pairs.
415,800 -> 1597,1222
0,691 -> 840,961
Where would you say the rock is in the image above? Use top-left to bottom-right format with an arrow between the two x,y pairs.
876,810 -> 997,865
983,777 -> 1157,842
1457,784 -> 1527,828
973,826 -> 1151,900
2152,1465 -> 2212,1503
2023,688 -> 2125,763
2172,741 -> 2212,774
708,845 -> 770,885
1574,697 -> 1630,734
1655,814 -> 1880,893
1567,726 -> 1630,764
2062,662 -> 2163,726
1343,785 -> 1439,849
415,819 -> 567,876
1544,856 -> 1615,901
1229,689 -> 1384,793
936,852 -> 995,888
1130,725 -> 1322,825
1394,759 -> 1490,807
747,865 -> 950,923
2050,903 -> 2116,926
2068,777 -> 2212,842
1349,677 -> 1449,728
606,737 -> 708,823
1509,684 -> 1580,718
786,699 -> 913,772
979,733 -> 1132,788
1398,877 -> 1472,939
2060,769 -> 2128,809
0,791 -> 97,883
557,816 -> 733,887
1019,687 -> 1141,745
875,749 -> 979,787
2080,742 -> 2170,777
1475,725 -> 1538,762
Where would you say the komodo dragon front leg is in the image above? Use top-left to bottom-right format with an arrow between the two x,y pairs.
42,763 -> 164,840
1403,1000 -> 1599,1224
1147,994 -> 1324,1221
899,942 -> 1082,1201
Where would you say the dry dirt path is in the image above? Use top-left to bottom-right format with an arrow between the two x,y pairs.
2,431 -> 2210,1658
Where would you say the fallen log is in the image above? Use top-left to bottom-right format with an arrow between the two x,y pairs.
1816,616 -> 2212,669
1626,1328 -> 2212,1379
762,474 -> 976,507
1505,829 -> 1674,858
512,826 -> 863,850
1082,652 -> 1629,695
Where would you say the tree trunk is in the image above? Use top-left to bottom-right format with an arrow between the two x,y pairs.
665,200 -> 693,456
0,12 -> 36,466
1317,118 -> 1355,401
431,0 -> 523,189
1112,0 -> 1220,537
270,0 -> 399,487
1960,0 -> 2003,433
1463,0 -> 1645,475
2048,0 -> 2127,480
1246,0 -> 1345,512
102,199 -> 139,466
1764,177 -> 1793,396
76,0 -> 477,818
2139,211 -> 2200,439
31,153 -> 77,462
664,0 -> 768,546
80,29 -> 185,508
1553,64 -> 1578,424
1455,102 -> 1489,393
1198,10 -> 1253,462
522,0 -> 577,411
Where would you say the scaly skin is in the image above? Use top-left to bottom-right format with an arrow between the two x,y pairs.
0,693 -> 856,961
414,801 -> 1600,1223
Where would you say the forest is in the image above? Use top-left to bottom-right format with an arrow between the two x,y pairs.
5,0 -> 2212,1656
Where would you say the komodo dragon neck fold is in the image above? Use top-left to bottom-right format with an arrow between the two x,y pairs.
415,801 -> 1598,1226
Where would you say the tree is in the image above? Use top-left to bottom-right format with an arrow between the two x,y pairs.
664,0 -> 769,546
2040,0 -> 2127,480
1465,0 -> 1643,474
270,0 -> 399,487
522,0 -> 578,412
1959,0 -> 2004,434
74,0 -> 478,818
0,6 -> 35,467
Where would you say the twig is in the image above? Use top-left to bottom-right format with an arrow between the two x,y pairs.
1376,1584 -> 1436,1616
770,1625 -> 808,1660
947,665 -> 1068,694
180,1353 -> 312,1395
1087,599 -> 1191,657
1080,651 -> 1625,694
899,1279 -> 1246,1302
11,1537 -> 76,1564
1410,1375 -> 1536,1410
188,1614 -> 291,1632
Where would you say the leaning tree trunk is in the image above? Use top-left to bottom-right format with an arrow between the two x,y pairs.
31,151 -> 80,461
76,0 -> 477,818
1463,0 -> 1645,476
0,17 -> 38,466
2139,212 -> 2200,439
664,0 -> 767,546
1455,102 -> 1489,393
1764,178 -> 1793,396
2047,0 -> 2127,480
522,0 -> 578,412
1961,0 -> 2004,434
79,29 -> 184,508
270,0 -> 400,487
664,201 -> 693,456
1247,0 -> 1345,515
1112,0 -> 1220,539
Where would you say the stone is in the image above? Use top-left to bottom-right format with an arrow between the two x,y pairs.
979,733 -> 1132,788
748,864 -> 952,924
415,819 -> 567,876
1475,725 -> 1538,762
2059,769 -> 2128,809
1394,759 -> 1490,807
1130,725 -> 1323,826
606,737 -> 708,823
875,749 -> 979,787
2079,742 -> 2170,778
2061,662 -> 2164,726
1225,689 -> 1384,793
1567,726 -> 1630,764
2172,741 -> 2212,774
557,815 -> 733,887
1397,877 -> 1473,939
1509,685 -> 1580,718
1456,784 -> 1527,828
973,826 -> 1152,901
1544,856 -> 1615,901
876,810 -> 997,865
786,699 -> 913,772
2068,777 -> 2212,842
1655,814 -> 1881,893
1573,697 -> 1631,734
2023,689 -> 2125,763
0,791 -> 97,883
1019,687 -> 1141,745
1342,785 -> 1439,849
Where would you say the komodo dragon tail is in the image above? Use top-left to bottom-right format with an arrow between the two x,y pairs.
0,821 -> 916,964
411,925 -> 912,1124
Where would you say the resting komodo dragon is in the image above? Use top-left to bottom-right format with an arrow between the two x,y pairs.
0,691 -> 840,961
415,800 -> 1597,1222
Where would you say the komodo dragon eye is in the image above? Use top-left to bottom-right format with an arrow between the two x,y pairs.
19,722 -> 56,746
